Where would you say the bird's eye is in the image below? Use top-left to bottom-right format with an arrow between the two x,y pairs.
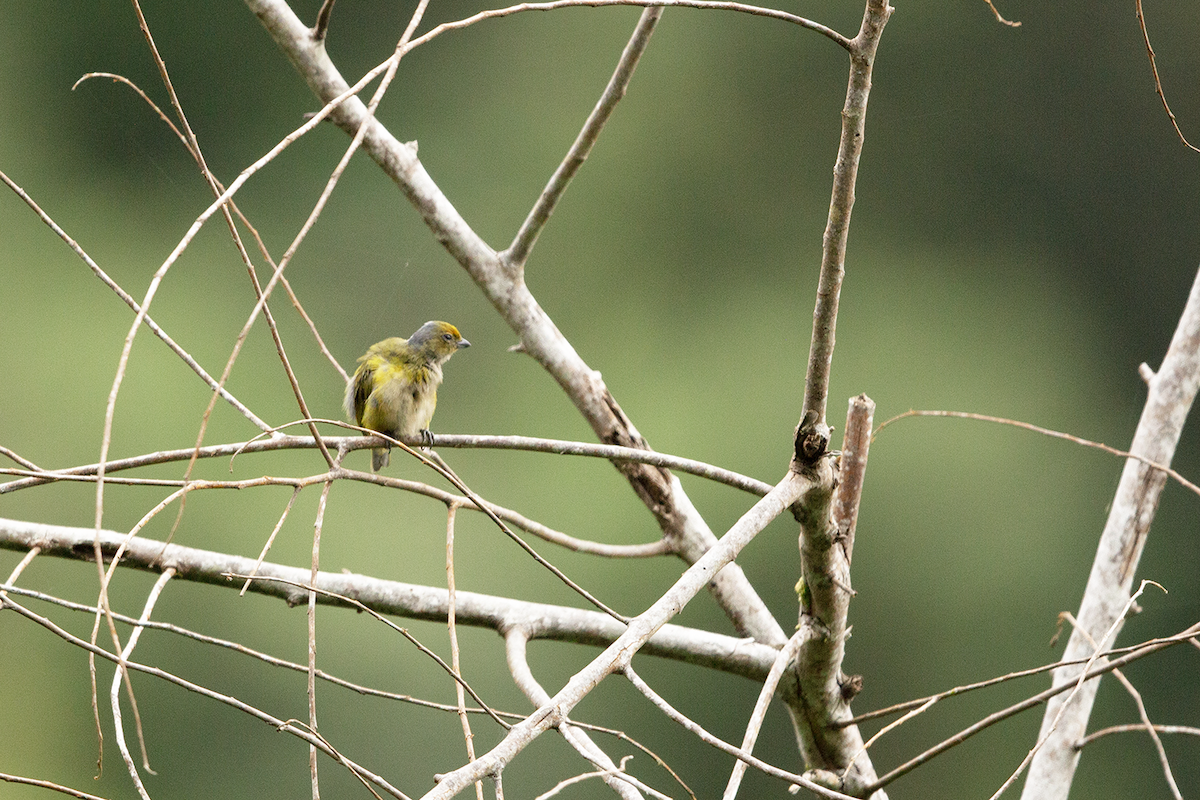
443,333 -> 454,342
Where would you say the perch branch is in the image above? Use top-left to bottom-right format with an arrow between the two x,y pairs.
244,0 -> 788,648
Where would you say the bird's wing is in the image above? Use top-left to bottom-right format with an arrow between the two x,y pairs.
345,360 -> 376,426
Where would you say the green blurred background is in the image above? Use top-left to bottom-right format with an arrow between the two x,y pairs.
2,0 -> 1198,797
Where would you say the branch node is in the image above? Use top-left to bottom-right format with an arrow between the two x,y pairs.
794,410 -> 832,465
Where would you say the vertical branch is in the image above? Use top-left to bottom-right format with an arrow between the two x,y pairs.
801,0 -> 894,427
785,0 -> 890,792
1021,266 -> 1200,800
111,568 -> 175,800
832,394 -> 874,565
789,401 -> 881,797
307,455 -> 341,800
445,503 -> 485,800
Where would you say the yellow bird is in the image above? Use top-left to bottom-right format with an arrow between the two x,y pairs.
344,321 -> 470,471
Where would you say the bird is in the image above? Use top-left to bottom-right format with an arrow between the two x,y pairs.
344,321 -> 470,471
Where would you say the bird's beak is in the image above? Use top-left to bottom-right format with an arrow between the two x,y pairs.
459,338 -> 471,348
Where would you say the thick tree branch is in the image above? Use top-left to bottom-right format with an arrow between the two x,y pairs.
785,0 -> 891,790
1021,266 -> 1200,799
0,517 -> 781,682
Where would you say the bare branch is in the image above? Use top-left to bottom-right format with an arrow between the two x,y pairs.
505,628 -> 646,800
1022,266 -> 1200,799
505,7 -> 662,267
0,518 -> 785,681
420,471 -> 810,798
244,0 -> 789,647
1135,0 -> 1200,154
801,0 -> 893,428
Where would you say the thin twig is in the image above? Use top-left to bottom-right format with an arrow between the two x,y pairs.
383,438 -> 630,623
1078,724 -> 1200,747
0,596 -> 408,798
239,573 -> 511,730
2,546 -> 40,595
983,0 -> 1020,27
110,569 -> 175,799
505,6 -> 662,267
534,758 -> 650,800
307,456 -> 342,800
0,773 -> 111,800
1135,0 -> 1200,153
873,409 -> 1200,499
863,586 -> 1191,794
1,580 -> 531,720
241,487 -> 304,594
2,430 -> 771,498
622,665 -> 858,800
1058,612 -> 1181,800
722,628 -> 807,800
0,169 -> 270,433
988,582 -> 1165,800
446,504 -> 486,800
306,0 -> 860,61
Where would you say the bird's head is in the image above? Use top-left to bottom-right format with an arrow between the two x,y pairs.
407,320 -> 471,364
